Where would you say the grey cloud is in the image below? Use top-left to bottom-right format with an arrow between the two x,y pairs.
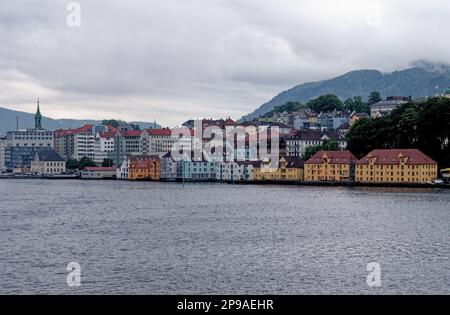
1,0 -> 450,126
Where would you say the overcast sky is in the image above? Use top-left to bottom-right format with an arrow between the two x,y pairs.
1,0 -> 450,127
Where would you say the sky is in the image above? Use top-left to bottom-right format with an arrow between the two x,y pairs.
1,0 -> 450,127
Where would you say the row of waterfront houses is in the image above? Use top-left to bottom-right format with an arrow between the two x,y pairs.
0,102 -> 441,185
78,148 -> 438,185
1,102 -> 348,172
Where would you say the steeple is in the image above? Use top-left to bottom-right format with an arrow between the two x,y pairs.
35,99 -> 43,130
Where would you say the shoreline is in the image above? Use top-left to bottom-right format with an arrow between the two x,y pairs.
1,175 -> 449,189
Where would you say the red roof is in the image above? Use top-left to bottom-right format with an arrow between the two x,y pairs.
120,130 -> 142,137
129,155 -> 160,169
224,118 -> 237,126
145,128 -> 172,136
356,149 -> 438,165
98,131 -> 118,139
75,124 -> 95,133
305,150 -> 357,165
106,125 -> 119,133
54,129 -> 75,137
84,167 -> 116,171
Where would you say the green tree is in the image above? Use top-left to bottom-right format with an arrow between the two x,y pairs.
302,139 -> 340,160
307,94 -> 344,113
102,119 -> 120,128
102,158 -> 114,167
79,157 -> 97,170
66,159 -> 80,170
344,96 -> 370,113
368,91 -> 382,106
321,139 -> 341,151
273,101 -> 306,113
346,97 -> 450,167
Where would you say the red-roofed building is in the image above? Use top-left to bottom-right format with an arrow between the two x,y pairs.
305,150 -> 357,182
54,124 -> 119,163
356,149 -> 438,183
127,155 -> 160,181
54,124 -> 98,161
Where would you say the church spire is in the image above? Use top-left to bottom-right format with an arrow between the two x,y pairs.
35,99 -> 43,130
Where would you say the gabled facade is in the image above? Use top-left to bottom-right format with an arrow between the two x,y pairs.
30,149 -> 66,175
254,156 -> 305,181
355,149 -> 438,183
160,152 -> 183,181
216,161 -> 260,181
128,155 -> 160,181
304,150 -> 357,182
181,156 -> 218,181
94,130 -> 119,165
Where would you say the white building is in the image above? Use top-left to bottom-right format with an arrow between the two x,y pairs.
55,125 -> 117,163
370,96 -> 411,117
94,130 -> 118,165
216,161 -> 259,181
286,130 -> 347,158
0,136 -> 6,172
73,127 -> 100,161
160,152 -> 184,181
81,167 -> 117,179
30,149 -> 66,175
140,128 -> 176,157
116,159 -> 129,180
6,129 -> 54,149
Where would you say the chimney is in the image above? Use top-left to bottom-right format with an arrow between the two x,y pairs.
16,116 -> 19,131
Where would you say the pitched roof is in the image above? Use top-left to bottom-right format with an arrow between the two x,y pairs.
34,149 -> 65,162
98,131 -> 118,139
289,130 -> 344,141
338,123 -> 350,130
356,149 -> 438,165
224,118 -> 237,126
120,130 -> 142,137
128,154 -> 160,160
305,150 -> 357,165
283,156 -> 305,168
145,128 -> 172,136
75,124 -> 95,133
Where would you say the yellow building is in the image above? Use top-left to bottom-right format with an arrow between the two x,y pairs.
356,149 -> 438,183
254,157 -> 304,181
304,150 -> 357,182
128,155 -> 161,181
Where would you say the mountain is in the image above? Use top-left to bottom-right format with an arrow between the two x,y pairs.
241,62 -> 450,121
0,107 -> 161,135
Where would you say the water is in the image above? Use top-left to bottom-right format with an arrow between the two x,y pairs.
0,179 -> 449,295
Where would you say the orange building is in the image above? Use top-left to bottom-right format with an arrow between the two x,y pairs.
356,149 -> 438,183
304,150 -> 357,182
128,155 -> 161,181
